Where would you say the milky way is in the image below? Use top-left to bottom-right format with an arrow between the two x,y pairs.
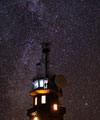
0,0 -> 100,120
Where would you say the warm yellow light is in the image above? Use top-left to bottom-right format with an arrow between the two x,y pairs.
41,95 -> 46,104
30,89 -> 50,96
31,112 -> 37,116
34,116 -> 39,120
53,104 -> 58,110
35,97 -> 37,105
36,89 -> 50,94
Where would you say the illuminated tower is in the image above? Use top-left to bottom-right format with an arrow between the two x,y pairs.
27,43 -> 66,120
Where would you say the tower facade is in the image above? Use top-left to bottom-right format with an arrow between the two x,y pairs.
27,43 -> 66,120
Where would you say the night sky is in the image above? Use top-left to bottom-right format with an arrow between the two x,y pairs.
0,0 -> 100,120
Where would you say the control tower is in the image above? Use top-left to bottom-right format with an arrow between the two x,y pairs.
27,43 -> 66,120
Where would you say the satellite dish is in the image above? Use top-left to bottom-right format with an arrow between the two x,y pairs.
55,74 -> 67,88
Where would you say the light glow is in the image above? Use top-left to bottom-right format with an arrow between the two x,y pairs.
41,95 -> 46,104
30,89 -> 51,96
31,112 -> 37,116
53,104 -> 58,110
39,79 -> 44,87
33,80 -> 38,89
35,97 -> 37,105
34,116 -> 39,120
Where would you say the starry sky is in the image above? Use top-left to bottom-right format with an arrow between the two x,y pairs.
0,0 -> 100,120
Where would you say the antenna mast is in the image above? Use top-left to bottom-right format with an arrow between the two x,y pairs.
42,42 -> 50,78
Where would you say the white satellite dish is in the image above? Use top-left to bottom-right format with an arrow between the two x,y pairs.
55,74 -> 67,88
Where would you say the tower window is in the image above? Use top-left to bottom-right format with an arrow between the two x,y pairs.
33,80 -> 38,89
41,95 -> 46,104
35,97 -> 37,105
53,104 -> 58,110
44,80 -> 48,89
39,79 -> 44,87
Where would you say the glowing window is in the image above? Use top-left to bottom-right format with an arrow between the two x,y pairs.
39,79 -> 44,87
53,104 -> 58,110
34,117 -> 39,120
33,80 -> 38,89
41,95 -> 46,104
35,97 -> 37,105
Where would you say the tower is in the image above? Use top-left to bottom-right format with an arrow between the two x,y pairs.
27,43 -> 66,120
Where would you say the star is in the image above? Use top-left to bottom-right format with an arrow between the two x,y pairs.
0,0 -> 100,120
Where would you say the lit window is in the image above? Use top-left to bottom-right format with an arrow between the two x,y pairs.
53,104 -> 58,110
39,79 -> 44,87
41,95 -> 46,104
35,97 -> 37,105
33,116 -> 39,120
44,80 -> 48,89
33,80 -> 38,89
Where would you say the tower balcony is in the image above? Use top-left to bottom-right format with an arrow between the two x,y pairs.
27,105 -> 66,119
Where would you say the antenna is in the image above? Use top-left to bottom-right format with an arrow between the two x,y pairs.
41,42 -> 51,78
36,62 -> 41,78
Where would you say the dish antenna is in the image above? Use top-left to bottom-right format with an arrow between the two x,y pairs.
55,74 -> 67,88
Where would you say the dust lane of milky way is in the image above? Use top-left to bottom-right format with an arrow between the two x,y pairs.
0,0 -> 100,120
